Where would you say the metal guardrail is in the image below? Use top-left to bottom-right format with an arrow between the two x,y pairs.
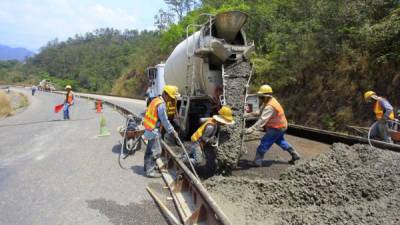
157,142 -> 232,225
287,124 -> 400,152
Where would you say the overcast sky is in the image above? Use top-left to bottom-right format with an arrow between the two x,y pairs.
0,0 -> 166,51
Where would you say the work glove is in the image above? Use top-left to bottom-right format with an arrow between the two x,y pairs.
208,136 -> 218,146
245,127 -> 254,135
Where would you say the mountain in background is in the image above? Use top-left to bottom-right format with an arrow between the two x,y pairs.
0,44 -> 34,61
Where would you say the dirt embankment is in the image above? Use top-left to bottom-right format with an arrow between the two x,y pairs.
205,143 -> 400,225
0,90 -> 29,118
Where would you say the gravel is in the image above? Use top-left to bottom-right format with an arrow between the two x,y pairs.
216,61 -> 251,174
205,143 -> 400,225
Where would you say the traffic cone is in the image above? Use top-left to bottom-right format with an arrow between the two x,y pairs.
96,100 -> 102,113
98,115 -> 111,137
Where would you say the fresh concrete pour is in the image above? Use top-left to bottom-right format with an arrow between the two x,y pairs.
217,61 -> 251,173
205,143 -> 400,225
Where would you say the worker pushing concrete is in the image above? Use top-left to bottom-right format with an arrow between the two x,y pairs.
186,106 -> 235,166
364,91 -> 395,143
63,85 -> 74,120
245,84 -> 300,166
143,85 -> 180,178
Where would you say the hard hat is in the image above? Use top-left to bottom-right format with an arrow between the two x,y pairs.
65,85 -> 72,90
364,91 -> 376,101
213,106 -> 235,125
163,85 -> 180,99
257,84 -> 273,95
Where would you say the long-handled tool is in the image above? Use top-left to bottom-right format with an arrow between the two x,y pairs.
146,186 -> 182,225
174,134 -> 201,180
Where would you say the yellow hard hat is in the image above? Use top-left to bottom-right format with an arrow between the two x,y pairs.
65,85 -> 72,90
364,91 -> 376,101
213,106 -> 235,125
163,85 -> 180,99
257,84 -> 273,95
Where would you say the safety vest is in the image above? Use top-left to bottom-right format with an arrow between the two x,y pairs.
374,98 -> 395,120
264,97 -> 288,129
143,97 -> 164,130
66,91 -> 74,104
166,100 -> 177,119
191,118 -> 217,142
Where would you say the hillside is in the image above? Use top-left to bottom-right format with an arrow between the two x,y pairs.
24,28 -> 165,96
0,45 -> 34,61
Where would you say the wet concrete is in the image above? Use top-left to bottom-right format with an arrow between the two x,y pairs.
235,134 -> 330,179
204,143 -> 400,225
217,61 -> 251,173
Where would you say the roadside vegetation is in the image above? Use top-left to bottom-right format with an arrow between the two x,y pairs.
16,93 -> 29,110
0,0 -> 399,131
0,90 -> 13,117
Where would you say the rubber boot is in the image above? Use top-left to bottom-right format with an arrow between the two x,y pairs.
253,151 -> 264,167
287,148 -> 301,165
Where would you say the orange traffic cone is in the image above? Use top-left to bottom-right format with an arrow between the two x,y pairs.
96,100 -> 102,113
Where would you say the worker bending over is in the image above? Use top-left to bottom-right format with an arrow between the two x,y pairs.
245,85 -> 300,166
143,85 -> 180,178
63,85 -> 74,120
187,106 -> 235,165
364,91 -> 395,143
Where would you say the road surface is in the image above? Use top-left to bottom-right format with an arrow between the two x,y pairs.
0,88 -> 168,225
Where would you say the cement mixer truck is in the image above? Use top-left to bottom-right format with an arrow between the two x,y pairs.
147,11 -> 254,140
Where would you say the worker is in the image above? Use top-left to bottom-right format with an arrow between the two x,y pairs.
166,89 -> 178,120
31,85 -> 37,96
143,85 -> 180,178
364,91 -> 395,143
186,106 -> 235,166
63,85 -> 74,120
245,84 -> 300,166
145,85 -> 155,106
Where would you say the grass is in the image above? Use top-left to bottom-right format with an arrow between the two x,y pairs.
16,92 -> 29,109
0,90 -> 13,117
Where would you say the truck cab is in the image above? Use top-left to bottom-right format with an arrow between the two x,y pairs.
146,64 -> 165,105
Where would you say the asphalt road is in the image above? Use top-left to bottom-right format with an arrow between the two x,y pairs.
0,88 -> 169,225
60,91 -> 146,116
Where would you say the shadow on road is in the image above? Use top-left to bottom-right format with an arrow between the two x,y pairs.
111,143 -> 122,154
112,144 -> 146,177
130,165 -> 146,176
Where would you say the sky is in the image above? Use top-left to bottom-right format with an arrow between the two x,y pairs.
0,0 -> 166,51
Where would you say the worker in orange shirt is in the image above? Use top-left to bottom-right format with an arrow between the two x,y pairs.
186,106 -> 235,166
245,85 -> 300,166
63,85 -> 74,120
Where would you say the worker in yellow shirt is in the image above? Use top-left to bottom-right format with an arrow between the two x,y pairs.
142,85 -> 180,178
186,106 -> 235,166
364,91 -> 395,143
